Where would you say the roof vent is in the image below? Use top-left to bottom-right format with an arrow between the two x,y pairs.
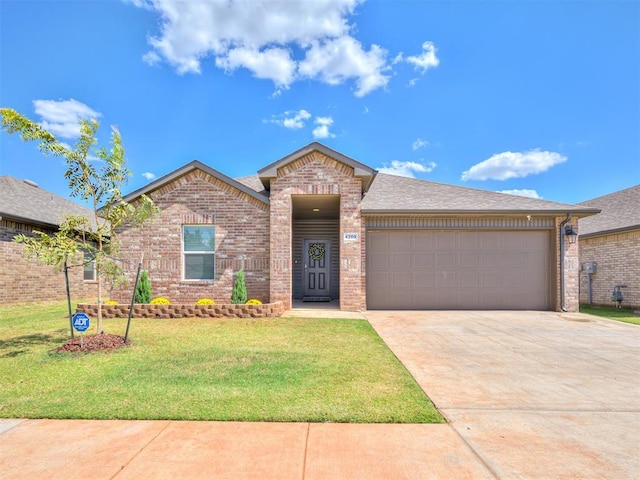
23,179 -> 39,188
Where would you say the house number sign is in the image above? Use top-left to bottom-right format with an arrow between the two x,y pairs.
343,233 -> 359,243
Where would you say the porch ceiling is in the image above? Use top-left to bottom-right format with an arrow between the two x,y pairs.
292,195 -> 340,220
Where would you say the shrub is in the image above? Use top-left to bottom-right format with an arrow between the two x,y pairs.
246,299 -> 262,305
231,269 -> 247,304
196,298 -> 215,305
105,300 -> 119,305
135,270 -> 153,304
150,297 -> 170,305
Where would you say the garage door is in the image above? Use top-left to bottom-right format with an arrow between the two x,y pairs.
367,230 -> 551,310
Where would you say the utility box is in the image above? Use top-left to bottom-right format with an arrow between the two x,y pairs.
584,262 -> 597,274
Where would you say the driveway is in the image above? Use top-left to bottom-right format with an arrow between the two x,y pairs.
365,310 -> 640,479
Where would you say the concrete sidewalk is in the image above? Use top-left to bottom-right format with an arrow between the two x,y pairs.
0,419 -> 494,479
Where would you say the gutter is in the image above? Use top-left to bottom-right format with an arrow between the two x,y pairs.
559,213 -> 572,312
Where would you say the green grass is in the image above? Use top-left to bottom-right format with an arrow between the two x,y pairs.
0,301 -> 443,423
580,305 -> 640,325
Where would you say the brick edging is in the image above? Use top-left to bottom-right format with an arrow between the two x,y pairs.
76,302 -> 285,319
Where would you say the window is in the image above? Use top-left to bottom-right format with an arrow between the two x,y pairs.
183,225 -> 215,280
83,248 -> 96,281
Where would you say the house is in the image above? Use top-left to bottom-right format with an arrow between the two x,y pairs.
0,176 -> 98,304
112,143 -> 598,312
578,185 -> 640,308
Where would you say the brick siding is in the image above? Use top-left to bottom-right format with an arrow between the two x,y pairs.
110,170 -> 270,304
0,219 -> 98,304
269,151 -> 365,311
579,229 -> 639,308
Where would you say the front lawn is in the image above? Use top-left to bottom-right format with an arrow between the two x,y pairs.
580,305 -> 640,325
0,301 -> 443,423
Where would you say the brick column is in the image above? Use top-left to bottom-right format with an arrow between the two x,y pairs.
269,184 -> 292,309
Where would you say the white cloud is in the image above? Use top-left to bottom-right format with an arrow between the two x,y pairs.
129,0 -> 435,96
215,46 -> 296,87
378,160 -> 436,178
266,109 -> 312,129
406,41 -> 439,73
497,189 -> 542,199
142,172 -> 157,180
412,138 -> 429,150
33,99 -> 101,139
462,149 -> 567,181
298,36 -> 390,97
312,116 -> 336,139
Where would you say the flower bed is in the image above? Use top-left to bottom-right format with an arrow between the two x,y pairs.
76,302 -> 285,319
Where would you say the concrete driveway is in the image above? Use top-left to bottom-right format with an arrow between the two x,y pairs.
365,310 -> 640,479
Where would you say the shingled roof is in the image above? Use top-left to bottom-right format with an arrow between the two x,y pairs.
361,173 -> 599,216
0,176 -> 93,228
577,185 -> 640,237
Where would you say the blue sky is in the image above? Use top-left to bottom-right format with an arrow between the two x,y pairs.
1,0 -> 638,206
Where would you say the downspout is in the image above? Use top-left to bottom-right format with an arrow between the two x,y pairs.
559,213 -> 572,312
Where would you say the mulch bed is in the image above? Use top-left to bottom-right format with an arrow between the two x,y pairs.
55,333 -> 131,353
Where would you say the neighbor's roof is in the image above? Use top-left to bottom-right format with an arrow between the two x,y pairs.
0,176 -> 94,228
577,185 -> 640,237
361,173 -> 600,216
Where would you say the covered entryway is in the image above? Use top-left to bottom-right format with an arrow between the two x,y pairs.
367,230 -> 552,310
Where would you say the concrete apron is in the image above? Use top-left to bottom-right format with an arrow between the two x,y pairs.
365,310 -> 640,480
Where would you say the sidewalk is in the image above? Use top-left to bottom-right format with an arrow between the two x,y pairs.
0,419 -> 494,479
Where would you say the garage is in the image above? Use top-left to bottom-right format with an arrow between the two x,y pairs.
366,230 -> 552,310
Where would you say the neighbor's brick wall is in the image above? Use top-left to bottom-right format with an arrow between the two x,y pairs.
554,217 -> 580,312
0,219 -> 98,304
579,229 -> 639,308
110,170 -> 270,304
269,151 -> 365,311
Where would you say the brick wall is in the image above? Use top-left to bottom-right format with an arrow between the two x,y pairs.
554,217 -> 580,312
579,229 -> 639,308
269,151 -> 365,311
110,170 -> 271,304
0,219 -> 98,304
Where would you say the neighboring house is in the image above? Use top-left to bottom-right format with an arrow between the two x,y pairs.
578,185 -> 640,309
113,143 -> 598,312
0,176 -> 98,304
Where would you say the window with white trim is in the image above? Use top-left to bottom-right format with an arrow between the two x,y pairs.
183,225 -> 215,280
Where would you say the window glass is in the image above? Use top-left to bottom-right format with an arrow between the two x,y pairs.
183,226 -> 215,280
83,249 -> 96,281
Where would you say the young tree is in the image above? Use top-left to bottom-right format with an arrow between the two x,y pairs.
231,269 -> 248,304
134,270 -> 153,304
1,108 -> 158,333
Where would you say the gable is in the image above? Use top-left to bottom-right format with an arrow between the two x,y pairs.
122,160 -> 269,207
257,142 -> 376,193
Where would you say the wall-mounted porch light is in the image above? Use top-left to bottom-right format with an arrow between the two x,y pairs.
564,225 -> 578,244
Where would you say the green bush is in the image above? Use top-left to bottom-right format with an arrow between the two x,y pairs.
196,298 -> 215,305
135,270 -> 153,304
231,269 -> 247,304
150,297 -> 170,305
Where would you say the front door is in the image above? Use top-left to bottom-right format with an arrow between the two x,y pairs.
303,239 -> 331,298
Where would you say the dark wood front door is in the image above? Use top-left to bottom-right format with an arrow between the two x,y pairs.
303,239 -> 331,298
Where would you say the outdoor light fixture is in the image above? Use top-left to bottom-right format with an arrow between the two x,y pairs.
565,225 -> 578,244
312,208 -> 320,212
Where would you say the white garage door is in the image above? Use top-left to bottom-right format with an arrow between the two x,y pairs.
367,230 -> 551,310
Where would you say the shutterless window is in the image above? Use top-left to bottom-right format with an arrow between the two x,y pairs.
83,248 -> 96,281
183,225 -> 215,280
